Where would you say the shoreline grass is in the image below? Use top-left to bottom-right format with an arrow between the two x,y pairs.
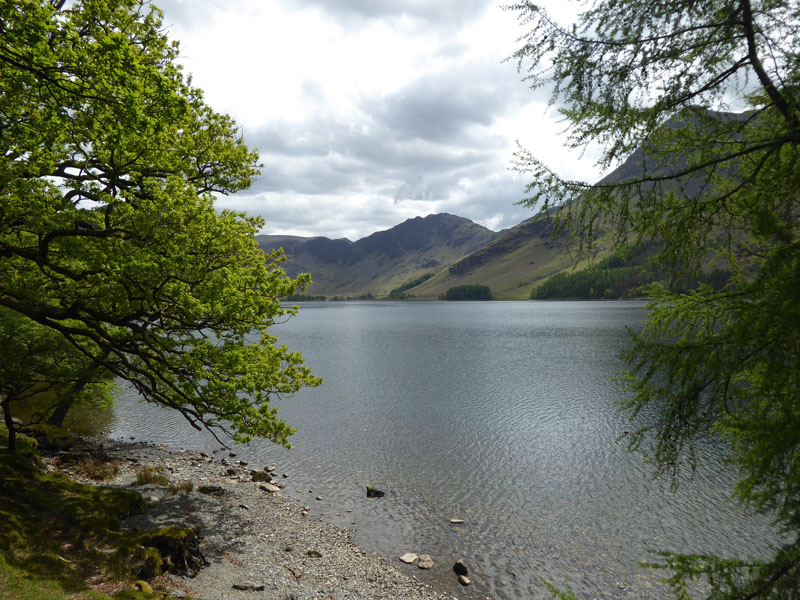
0,425 -> 195,600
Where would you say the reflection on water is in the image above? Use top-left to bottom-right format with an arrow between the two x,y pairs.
103,301 -> 781,599
18,395 -> 115,438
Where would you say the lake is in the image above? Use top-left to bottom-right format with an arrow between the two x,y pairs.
107,301 -> 780,599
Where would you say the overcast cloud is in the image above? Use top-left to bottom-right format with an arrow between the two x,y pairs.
156,0 -> 603,241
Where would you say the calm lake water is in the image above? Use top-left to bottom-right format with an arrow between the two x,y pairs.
107,301 -> 780,599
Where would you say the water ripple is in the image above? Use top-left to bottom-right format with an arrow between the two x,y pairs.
106,301 -> 782,600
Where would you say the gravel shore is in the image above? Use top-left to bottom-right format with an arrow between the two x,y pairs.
88,440 -> 469,600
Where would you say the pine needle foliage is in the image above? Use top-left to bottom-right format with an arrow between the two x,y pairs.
509,1 -> 800,597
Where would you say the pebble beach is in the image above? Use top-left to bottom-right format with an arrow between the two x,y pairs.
69,439 -> 478,600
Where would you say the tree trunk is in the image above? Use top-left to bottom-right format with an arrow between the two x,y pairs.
47,396 -> 74,428
47,361 -> 105,427
2,397 -> 16,454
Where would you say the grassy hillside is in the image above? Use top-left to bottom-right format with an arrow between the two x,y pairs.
261,214 -> 619,301
530,242 -> 732,300
255,110 -> 750,301
257,213 -> 500,298
408,218 -> 614,300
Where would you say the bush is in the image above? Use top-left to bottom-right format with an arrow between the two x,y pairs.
134,466 -> 169,486
443,285 -> 493,300
388,273 -> 435,298
167,480 -> 193,495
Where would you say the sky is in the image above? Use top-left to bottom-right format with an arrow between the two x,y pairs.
155,0 -> 601,241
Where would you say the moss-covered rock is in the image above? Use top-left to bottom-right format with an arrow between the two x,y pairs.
19,423 -> 79,452
0,425 -> 41,467
117,527 -> 207,579
0,428 -> 204,599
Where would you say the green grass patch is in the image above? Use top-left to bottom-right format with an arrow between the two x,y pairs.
0,553 -> 109,600
387,272 -> 435,299
134,465 -> 169,486
167,480 -> 193,495
76,460 -> 121,481
0,425 -> 199,599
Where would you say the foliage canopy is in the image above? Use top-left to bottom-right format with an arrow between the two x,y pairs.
510,0 -> 800,597
0,0 -> 320,449
0,307 -> 115,451
530,244 -> 732,299
443,285 -> 493,300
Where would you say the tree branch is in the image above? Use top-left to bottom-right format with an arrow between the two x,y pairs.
741,0 -> 800,133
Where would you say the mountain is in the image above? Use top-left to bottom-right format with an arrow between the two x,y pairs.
406,109 -> 748,300
259,109 -> 744,300
258,213 -> 589,301
256,213 -> 500,298
404,216 -> 584,300
597,107 -> 750,192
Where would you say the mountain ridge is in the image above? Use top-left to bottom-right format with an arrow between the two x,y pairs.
259,109 -> 744,300
256,213 -> 501,297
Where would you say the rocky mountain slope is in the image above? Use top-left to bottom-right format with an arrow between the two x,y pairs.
259,109 -> 742,300
405,217 -> 583,300
257,212 -> 585,301
402,109 -> 747,299
256,213 -> 500,298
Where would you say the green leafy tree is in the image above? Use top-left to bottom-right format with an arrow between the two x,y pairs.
0,308 -> 114,453
510,0 -> 800,597
0,0 -> 320,451
443,284 -> 493,300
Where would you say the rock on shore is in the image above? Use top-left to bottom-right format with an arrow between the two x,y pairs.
93,440 -> 459,600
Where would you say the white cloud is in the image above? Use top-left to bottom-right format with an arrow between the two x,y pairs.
155,0 -> 599,241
